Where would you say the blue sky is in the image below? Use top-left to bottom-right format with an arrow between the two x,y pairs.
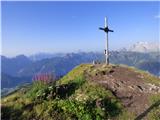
2,1 -> 159,57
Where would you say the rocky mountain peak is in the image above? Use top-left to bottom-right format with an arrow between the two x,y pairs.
128,41 -> 159,53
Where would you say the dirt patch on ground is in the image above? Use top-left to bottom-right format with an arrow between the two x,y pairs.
85,64 -> 160,117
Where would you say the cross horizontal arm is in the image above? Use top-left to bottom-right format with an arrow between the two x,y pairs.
99,27 -> 105,30
99,27 -> 114,33
108,29 -> 114,32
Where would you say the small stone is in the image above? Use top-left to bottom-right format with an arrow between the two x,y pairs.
128,85 -> 135,90
137,85 -> 144,92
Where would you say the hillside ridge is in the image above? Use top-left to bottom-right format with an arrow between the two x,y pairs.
1,64 -> 160,120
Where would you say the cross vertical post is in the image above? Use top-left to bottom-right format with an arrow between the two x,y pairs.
99,17 -> 114,65
105,17 -> 109,65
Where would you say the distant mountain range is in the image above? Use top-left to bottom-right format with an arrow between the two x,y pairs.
29,53 -> 66,61
1,73 -> 31,89
1,55 -> 32,76
1,41 -> 159,90
29,42 -> 159,61
2,52 -> 103,78
127,42 -> 159,53
1,50 -> 160,90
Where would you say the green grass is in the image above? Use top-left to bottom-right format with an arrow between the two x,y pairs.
58,64 -> 93,84
147,107 -> 160,120
25,81 -> 50,100
1,64 -> 123,120
145,94 -> 160,120
116,111 -> 135,120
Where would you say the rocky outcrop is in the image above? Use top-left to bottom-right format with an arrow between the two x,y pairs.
85,64 -> 160,116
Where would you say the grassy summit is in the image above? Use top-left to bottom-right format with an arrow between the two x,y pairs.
1,64 -> 160,120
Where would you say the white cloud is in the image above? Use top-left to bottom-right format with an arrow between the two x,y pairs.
155,15 -> 160,19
